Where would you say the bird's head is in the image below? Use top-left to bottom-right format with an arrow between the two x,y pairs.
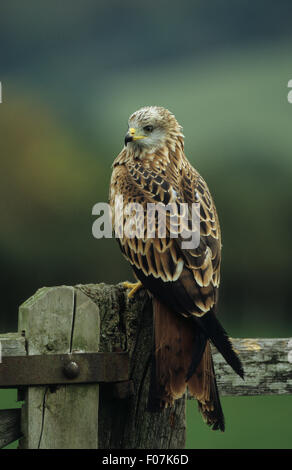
124,106 -> 184,153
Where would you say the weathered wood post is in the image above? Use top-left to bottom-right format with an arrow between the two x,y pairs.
8,282 -> 186,449
1,282 -> 291,449
18,286 -> 100,449
76,283 -> 186,449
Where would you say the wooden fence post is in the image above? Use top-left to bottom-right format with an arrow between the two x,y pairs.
76,283 -> 186,449
18,286 -> 100,449
2,282 -> 290,449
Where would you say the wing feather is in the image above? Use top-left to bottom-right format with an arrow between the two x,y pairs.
110,154 -> 221,317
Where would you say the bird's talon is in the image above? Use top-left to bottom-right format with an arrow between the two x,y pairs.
123,281 -> 143,298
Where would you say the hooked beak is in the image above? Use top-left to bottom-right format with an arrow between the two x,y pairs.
124,127 -> 146,146
125,134 -> 133,145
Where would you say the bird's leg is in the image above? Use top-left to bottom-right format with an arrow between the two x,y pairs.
123,280 -> 143,298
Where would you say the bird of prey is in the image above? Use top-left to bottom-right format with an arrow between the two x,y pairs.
109,106 -> 243,431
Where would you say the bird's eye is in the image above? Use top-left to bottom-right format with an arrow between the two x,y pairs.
143,125 -> 154,133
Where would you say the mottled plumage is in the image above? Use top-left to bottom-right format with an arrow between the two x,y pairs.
109,106 -> 243,431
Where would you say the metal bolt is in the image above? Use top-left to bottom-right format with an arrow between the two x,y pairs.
63,361 -> 80,379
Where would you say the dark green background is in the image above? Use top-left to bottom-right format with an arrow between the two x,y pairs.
1,0 -> 291,449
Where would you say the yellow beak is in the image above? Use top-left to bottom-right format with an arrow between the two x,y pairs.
125,128 -> 146,145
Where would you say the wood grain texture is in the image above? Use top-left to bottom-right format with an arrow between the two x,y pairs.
76,283 -> 186,450
0,334 -> 25,448
210,338 -> 292,396
0,333 -> 26,357
17,286 -> 100,449
0,409 -> 21,448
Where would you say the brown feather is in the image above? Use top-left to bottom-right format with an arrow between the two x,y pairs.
153,298 -> 193,405
153,298 -> 224,430
188,341 -> 225,431
109,106 -> 242,432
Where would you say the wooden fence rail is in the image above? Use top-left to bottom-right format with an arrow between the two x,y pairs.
0,283 -> 291,449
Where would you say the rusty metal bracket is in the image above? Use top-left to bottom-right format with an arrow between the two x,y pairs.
0,352 -> 129,388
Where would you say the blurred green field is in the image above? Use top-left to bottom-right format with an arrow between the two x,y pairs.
186,396 -> 292,449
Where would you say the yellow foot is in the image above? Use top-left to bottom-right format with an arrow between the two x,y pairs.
123,281 -> 143,298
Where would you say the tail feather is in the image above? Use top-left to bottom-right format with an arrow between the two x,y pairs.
195,310 -> 244,379
148,299 -> 194,409
188,341 -> 225,431
147,342 -> 165,411
185,328 -> 207,382
148,299 -> 226,432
